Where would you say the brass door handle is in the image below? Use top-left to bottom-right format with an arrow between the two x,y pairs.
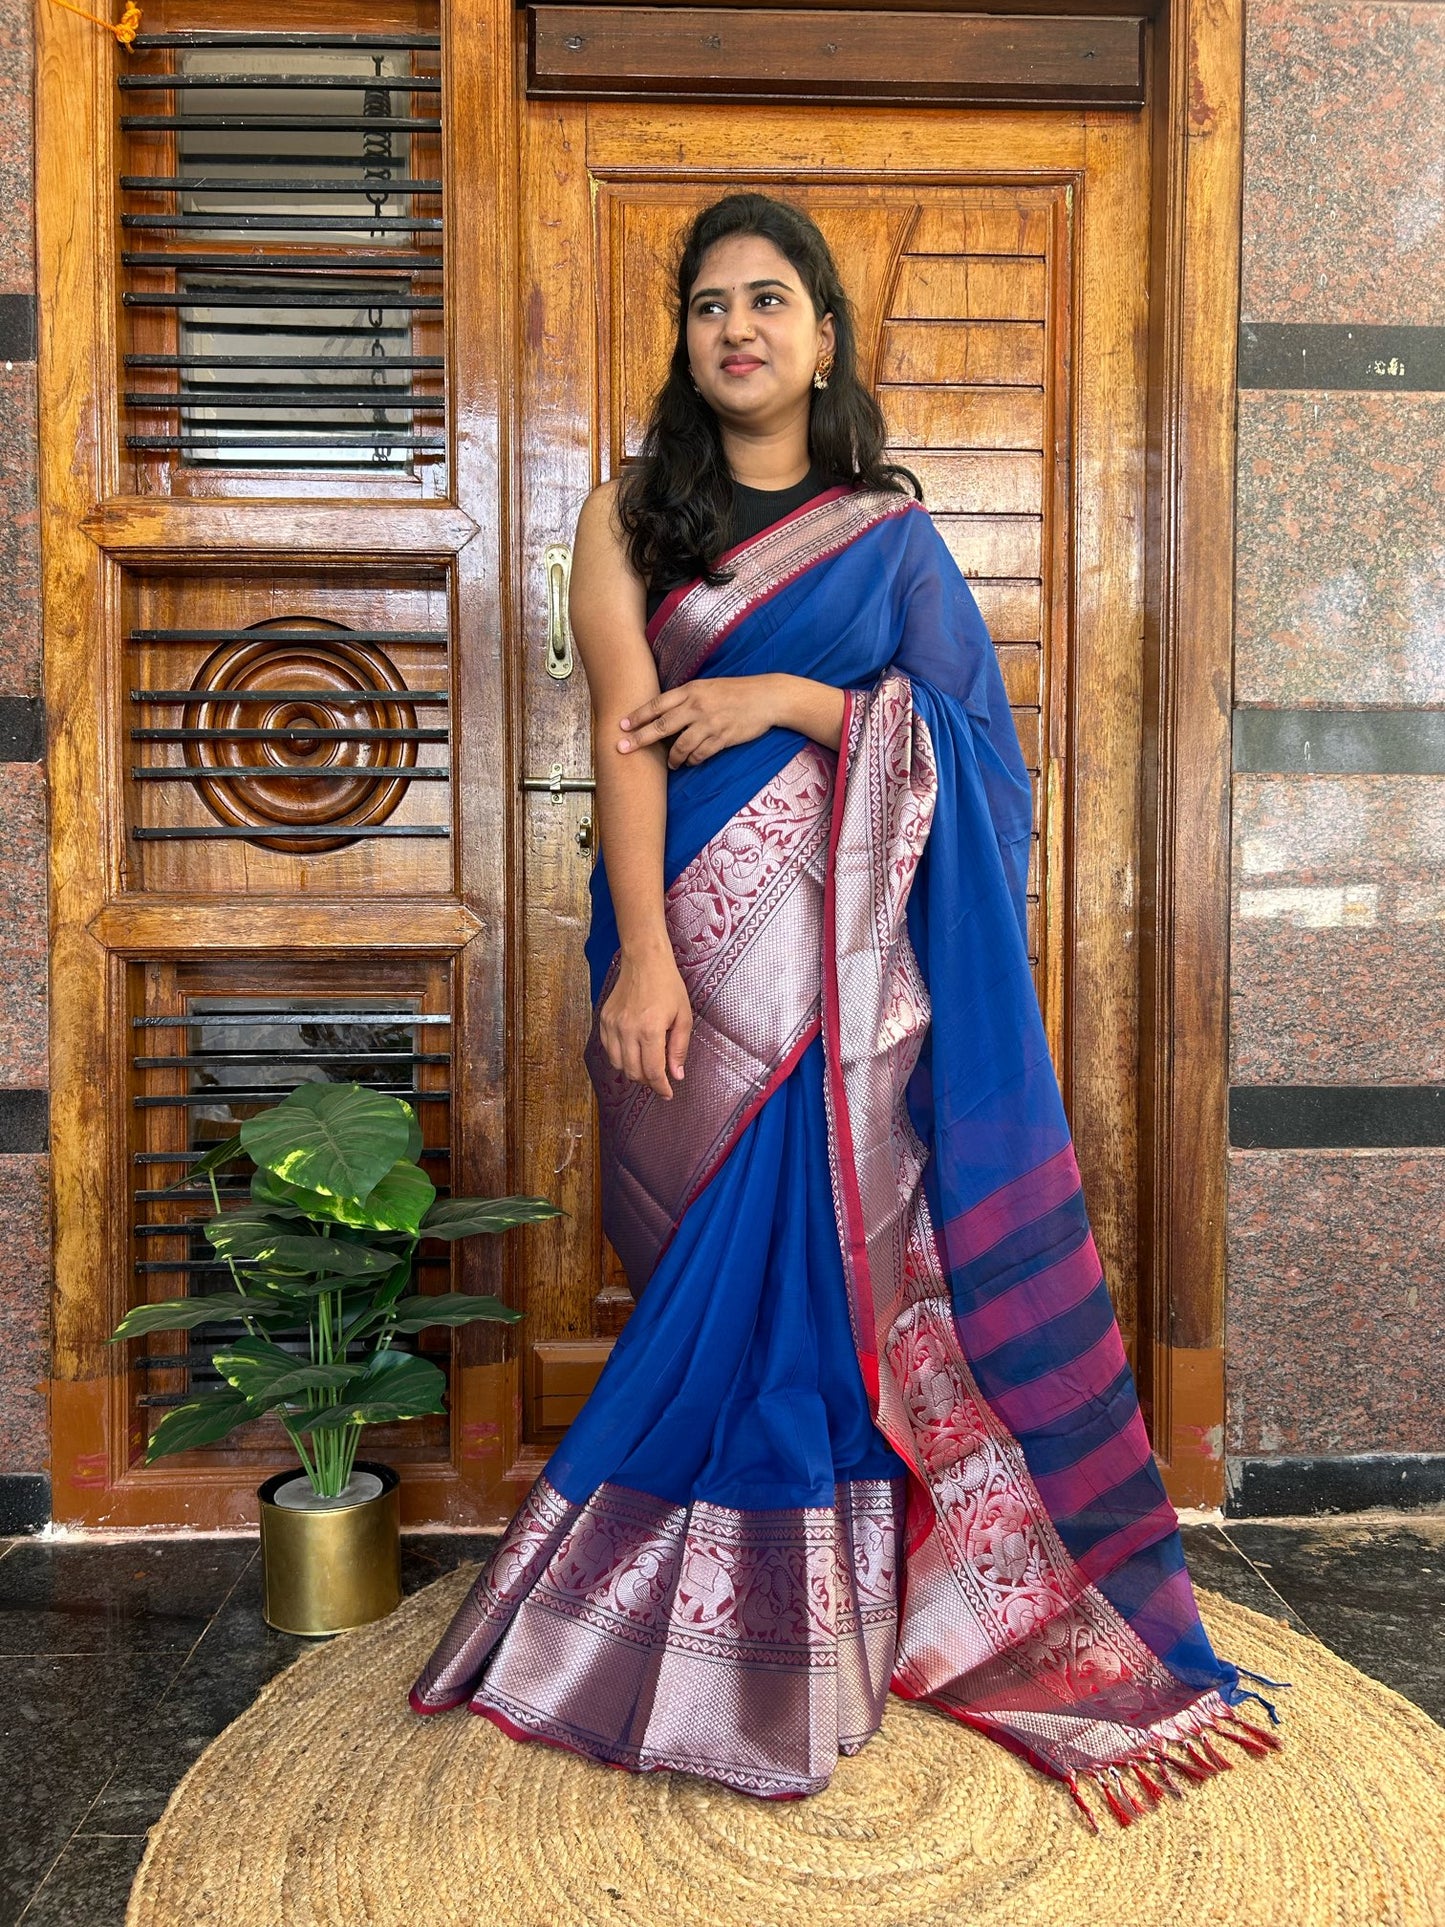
545,543 -> 573,680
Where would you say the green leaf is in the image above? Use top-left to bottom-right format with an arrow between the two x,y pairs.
106,1292 -> 287,1343
237,1271 -> 385,1303
419,1195 -> 565,1240
144,1387 -> 259,1461
206,1211 -> 397,1278
386,1292 -> 524,1332
339,1259 -> 420,1345
248,1168 -> 313,1218
211,1335 -> 361,1406
400,1099 -> 424,1165
294,1352 -> 449,1434
250,1167 -> 423,1262
259,1160 -> 435,1236
156,1136 -> 247,1195
239,1083 -> 412,1204
250,1159 -> 432,1234
343,1159 -> 435,1233
252,1166 -> 356,1222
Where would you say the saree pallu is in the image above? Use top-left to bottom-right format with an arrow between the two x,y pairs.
408,487 -> 1285,1826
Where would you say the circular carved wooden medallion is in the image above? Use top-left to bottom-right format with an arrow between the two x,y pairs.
183,619 -> 419,854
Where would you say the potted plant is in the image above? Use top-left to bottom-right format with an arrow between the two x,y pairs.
107,1080 -> 561,1636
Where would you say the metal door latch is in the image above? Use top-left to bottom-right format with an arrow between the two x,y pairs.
520,761 -> 594,799
520,762 -> 596,851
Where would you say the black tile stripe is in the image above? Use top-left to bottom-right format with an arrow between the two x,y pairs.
1226,1453 -> 1445,1519
0,1091 -> 48,1154
1230,1086 -> 1445,1149
0,697 -> 43,763
0,294 -> 36,364
0,1474 -> 50,1534
1234,707 -> 1445,774
1238,322 -> 1445,391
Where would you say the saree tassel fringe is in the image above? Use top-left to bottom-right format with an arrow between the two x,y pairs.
1165,1746 -> 1215,1784
1104,1773 -> 1141,1826
1233,1688 -> 1284,1724
1197,1731 -> 1235,1772
1062,1711 -> 1283,1830
1066,1775 -> 1102,1834
1218,1711 -> 1284,1756
1074,1693 -> 1286,1829
1229,1666 -> 1291,1726
1093,1768 -> 1159,1829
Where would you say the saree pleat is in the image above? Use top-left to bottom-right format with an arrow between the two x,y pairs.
410,1033 -> 914,1796
408,488 -> 1287,1821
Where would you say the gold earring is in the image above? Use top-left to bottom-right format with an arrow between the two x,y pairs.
813,351 -> 834,391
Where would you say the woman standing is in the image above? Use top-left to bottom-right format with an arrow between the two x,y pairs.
408,194 -> 1285,1828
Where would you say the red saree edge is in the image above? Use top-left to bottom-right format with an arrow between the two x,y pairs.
476,1702 -> 809,1797
644,483 -> 854,646
819,688 -> 883,1413
408,1682 -> 460,1716
469,1701 -> 632,1773
646,1012 -> 825,1281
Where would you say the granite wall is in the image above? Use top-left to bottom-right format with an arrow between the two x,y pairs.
0,1 -> 1439,1524
0,0 -> 48,1531
1226,0 -> 1445,1513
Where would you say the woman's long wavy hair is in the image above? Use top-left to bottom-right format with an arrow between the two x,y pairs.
616,193 -> 920,591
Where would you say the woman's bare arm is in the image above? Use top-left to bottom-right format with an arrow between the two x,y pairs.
762,674 -> 846,753
569,481 -> 693,1099
615,670 -> 847,765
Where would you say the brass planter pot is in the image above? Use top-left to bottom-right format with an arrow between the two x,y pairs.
256,1459 -> 401,1637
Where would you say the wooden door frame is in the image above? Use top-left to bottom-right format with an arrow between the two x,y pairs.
1132,0 -> 1241,1508
34,0 -> 1240,1524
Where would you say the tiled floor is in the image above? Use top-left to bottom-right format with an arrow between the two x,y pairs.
1,1513 -> 1441,1926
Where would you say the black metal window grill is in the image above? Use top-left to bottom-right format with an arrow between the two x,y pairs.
120,27 -> 444,477
131,994 -> 453,1421
125,615 -> 451,853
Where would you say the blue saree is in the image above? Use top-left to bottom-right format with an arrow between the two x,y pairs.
408,487 -> 1285,1826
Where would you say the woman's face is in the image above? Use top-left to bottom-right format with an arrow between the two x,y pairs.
684,233 -> 835,431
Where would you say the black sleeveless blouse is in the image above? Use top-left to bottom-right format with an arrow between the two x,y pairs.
644,463 -> 836,628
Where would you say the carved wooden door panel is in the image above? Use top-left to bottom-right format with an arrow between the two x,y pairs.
41,0 -> 525,1529
512,98 -> 1152,1480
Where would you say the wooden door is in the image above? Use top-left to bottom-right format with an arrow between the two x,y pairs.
39,0 -> 526,1529
510,95 -> 1152,1489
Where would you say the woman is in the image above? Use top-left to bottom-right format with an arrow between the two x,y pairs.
408,193 -> 1285,1827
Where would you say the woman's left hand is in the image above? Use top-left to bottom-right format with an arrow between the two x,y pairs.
616,674 -> 781,768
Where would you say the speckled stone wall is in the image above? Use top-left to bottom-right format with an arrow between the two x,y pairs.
1228,1151 -> 1439,1457
1227,0 -> 1445,1491
0,0 -> 48,1502
1231,776 -> 1445,1084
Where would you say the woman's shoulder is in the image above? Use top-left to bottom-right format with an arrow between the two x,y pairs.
573,477 -> 640,566
571,478 -> 648,604
575,475 -> 625,538
843,477 -> 934,529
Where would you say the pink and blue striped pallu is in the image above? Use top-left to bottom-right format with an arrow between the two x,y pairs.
407,487 -> 1286,1826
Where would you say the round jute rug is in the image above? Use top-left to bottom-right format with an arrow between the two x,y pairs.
125,1564 -> 1445,1927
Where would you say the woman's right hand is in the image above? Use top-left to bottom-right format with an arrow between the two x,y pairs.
598,944 -> 694,1100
